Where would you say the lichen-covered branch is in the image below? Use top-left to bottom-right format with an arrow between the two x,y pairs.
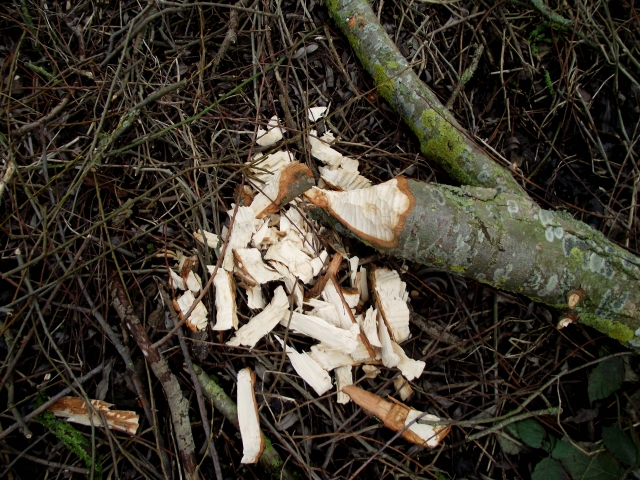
306,179 -> 640,348
109,274 -> 197,478
325,0 -> 526,195
193,365 -> 296,480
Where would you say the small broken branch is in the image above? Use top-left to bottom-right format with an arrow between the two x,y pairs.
325,0 -> 525,195
445,44 -> 484,109
46,397 -> 139,435
109,273 -> 198,478
342,385 -> 450,448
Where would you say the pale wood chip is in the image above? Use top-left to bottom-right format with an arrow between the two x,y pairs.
212,269 -> 237,331
269,261 -> 304,310
234,248 -> 282,285
169,269 -> 186,291
246,285 -> 266,310
308,106 -> 328,122
321,278 -> 355,329
361,306 -> 382,347
394,376 -> 414,401
47,397 -> 139,435
281,312 -> 359,354
335,365 -> 353,404
227,286 -> 289,348
372,267 -> 411,343
391,342 -> 426,381
305,298 -> 342,328
378,310 -> 400,368
265,239 -> 314,284
175,290 -> 209,331
194,230 -> 220,249
361,365 -> 380,379
278,339 -> 333,396
309,344 -> 357,370
247,151 -> 293,186
309,129 -> 343,167
255,116 -> 284,146
223,206 -> 257,271
340,157 -> 360,172
237,368 -> 265,463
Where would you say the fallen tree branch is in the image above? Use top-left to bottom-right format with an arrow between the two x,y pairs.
306,179 -> 640,348
109,273 -> 198,478
325,0 -> 526,195
318,0 -> 640,348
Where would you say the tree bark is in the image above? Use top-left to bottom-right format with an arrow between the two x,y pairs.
325,0 -> 526,196
307,179 -> 640,348
320,0 -> 640,348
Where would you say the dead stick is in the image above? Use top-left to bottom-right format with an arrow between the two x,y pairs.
109,273 -> 198,479
78,280 -> 171,475
157,283 -> 223,480
210,1 -> 242,76
10,93 -> 70,139
445,44 -> 484,109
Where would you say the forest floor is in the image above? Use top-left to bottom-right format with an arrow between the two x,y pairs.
1,1 -> 640,479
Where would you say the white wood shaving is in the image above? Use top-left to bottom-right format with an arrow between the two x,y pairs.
227,286 -> 290,348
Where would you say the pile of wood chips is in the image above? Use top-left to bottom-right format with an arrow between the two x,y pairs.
166,109 -> 450,462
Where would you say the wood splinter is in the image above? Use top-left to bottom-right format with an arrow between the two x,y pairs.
237,368 -> 265,464
47,396 -> 139,435
342,385 -> 450,448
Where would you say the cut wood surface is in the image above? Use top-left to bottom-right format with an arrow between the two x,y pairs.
306,179 -> 640,347
237,368 -> 265,464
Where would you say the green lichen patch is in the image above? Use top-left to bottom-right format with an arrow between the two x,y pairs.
36,406 -> 103,479
420,109 -> 473,184
373,63 -> 394,102
578,314 -> 635,342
